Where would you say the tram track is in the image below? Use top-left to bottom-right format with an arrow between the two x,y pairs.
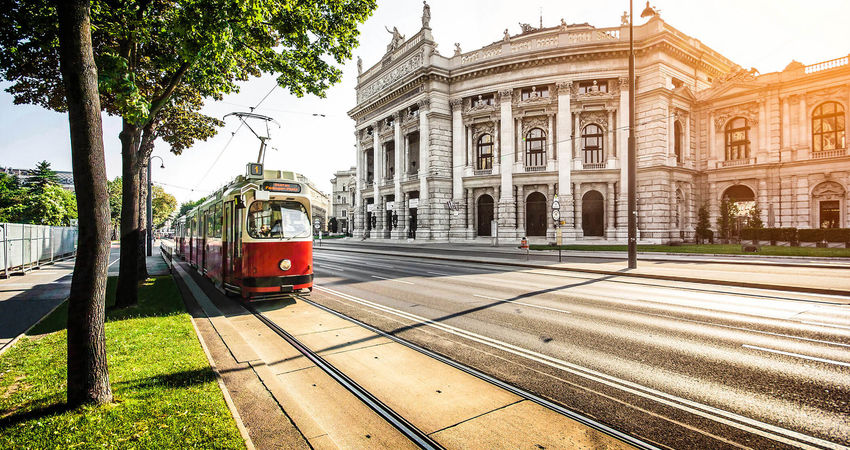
243,301 -> 443,450
242,293 -> 657,450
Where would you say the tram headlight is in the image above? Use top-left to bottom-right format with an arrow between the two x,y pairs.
279,259 -> 292,271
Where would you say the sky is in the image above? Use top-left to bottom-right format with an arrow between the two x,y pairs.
1,0 -> 849,205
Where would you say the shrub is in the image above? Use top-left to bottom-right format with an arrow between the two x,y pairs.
798,228 -> 825,243
695,204 -> 712,244
741,228 -> 757,240
823,228 -> 850,243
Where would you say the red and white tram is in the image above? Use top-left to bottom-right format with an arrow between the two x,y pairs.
174,166 -> 313,300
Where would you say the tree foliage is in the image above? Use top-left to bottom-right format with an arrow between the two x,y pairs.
717,197 -> 737,240
0,171 -> 77,226
178,196 -> 207,217
26,160 -> 61,194
695,203 -> 712,244
747,203 -> 764,229
151,185 -> 177,228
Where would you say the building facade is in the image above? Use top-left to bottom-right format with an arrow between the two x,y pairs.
295,173 -> 330,233
347,6 -> 850,242
329,167 -> 357,234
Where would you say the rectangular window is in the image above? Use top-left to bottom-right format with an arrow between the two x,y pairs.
521,87 -> 549,100
578,80 -> 608,94
820,201 -> 840,228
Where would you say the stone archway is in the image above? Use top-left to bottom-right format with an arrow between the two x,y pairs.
525,192 -> 547,237
582,190 -> 604,237
477,194 -> 494,236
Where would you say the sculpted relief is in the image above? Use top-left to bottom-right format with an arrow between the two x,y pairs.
357,51 -> 424,103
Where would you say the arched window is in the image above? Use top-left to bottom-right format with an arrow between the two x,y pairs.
724,117 -> 750,161
674,120 -> 683,163
525,128 -> 546,168
812,102 -> 846,153
477,134 -> 493,170
582,124 -> 604,164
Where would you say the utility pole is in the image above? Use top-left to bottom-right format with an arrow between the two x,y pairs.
627,0 -> 638,269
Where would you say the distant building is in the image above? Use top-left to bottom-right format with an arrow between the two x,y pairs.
295,173 -> 330,233
1,166 -> 75,192
329,167 -> 356,234
347,5 -> 850,242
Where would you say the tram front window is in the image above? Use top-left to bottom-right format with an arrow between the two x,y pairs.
248,200 -> 311,239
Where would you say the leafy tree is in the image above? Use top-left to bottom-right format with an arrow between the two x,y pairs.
23,184 -> 78,226
56,0 -> 114,407
0,173 -> 25,216
0,0 -> 376,308
152,185 -> 177,228
178,196 -> 207,217
747,203 -> 764,229
26,160 -> 61,194
107,177 -> 122,236
695,204 -> 712,244
716,197 -> 737,240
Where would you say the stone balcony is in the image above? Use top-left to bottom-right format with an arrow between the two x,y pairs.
717,158 -> 755,168
811,148 -> 847,159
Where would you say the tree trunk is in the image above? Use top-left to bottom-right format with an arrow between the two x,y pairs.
56,0 -> 113,406
137,162 -> 148,281
115,120 -> 141,308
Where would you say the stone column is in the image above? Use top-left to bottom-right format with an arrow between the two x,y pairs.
466,188 -> 474,238
758,99 -> 767,161
417,99 -> 431,239
617,77 -> 629,237
354,134 -> 364,238
372,121 -> 381,238
799,94 -> 808,152
548,114 -> 555,167
450,98 -> 465,238
546,183 -> 555,238
494,119 -> 501,171
667,105 -> 674,164
606,181 -> 616,238
608,109 -> 616,166
573,113 -> 581,162
708,181 -> 718,227
516,184 -> 525,237
574,182 -> 582,237
467,125 -> 474,168
708,111 -> 716,163
401,191 -> 409,238
556,81 -> 574,238
393,112 -> 404,239
498,89 -> 516,238
781,95 -> 791,150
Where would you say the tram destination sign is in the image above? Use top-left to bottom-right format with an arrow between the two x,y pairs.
262,181 -> 302,193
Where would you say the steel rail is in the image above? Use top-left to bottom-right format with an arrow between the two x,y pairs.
243,303 -> 443,450
297,295 -> 661,450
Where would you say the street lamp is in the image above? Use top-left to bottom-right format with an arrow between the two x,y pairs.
147,155 -> 165,256
627,1 -> 655,269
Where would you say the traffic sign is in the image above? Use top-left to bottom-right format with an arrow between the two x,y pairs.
552,201 -> 560,210
552,209 -> 560,222
314,219 -> 321,229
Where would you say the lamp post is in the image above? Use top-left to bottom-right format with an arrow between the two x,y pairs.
147,155 -> 164,256
627,1 -> 656,269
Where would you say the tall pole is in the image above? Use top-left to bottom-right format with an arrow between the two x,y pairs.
146,158 -> 153,256
627,0 -> 637,268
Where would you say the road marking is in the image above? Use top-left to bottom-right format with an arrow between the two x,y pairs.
315,263 -> 346,271
473,294 -> 571,315
426,271 -> 452,276
317,285 -> 842,450
370,275 -> 414,285
742,344 -> 850,368
108,257 -> 120,267
799,321 -> 850,331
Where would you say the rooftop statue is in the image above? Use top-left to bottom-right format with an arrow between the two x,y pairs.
422,1 -> 431,28
454,43 -> 461,56
357,56 -> 362,75
385,26 -> 405,52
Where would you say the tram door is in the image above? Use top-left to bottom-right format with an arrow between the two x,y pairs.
223,202 -> 232,282
202,210 -> 209,272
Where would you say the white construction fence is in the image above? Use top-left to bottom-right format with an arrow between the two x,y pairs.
0,223 -> 78,277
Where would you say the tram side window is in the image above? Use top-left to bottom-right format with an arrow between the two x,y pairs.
247,200 -> 311,239
214,204 -> 222,238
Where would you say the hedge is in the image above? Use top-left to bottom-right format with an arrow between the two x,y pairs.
740,227 -> 849,243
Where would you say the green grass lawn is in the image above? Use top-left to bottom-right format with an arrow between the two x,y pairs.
529,243 -> 850,258
0,276 -> 245,449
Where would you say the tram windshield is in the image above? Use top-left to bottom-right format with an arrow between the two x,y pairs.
247,200 -> 311,239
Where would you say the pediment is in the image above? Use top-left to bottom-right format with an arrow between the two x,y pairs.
699,80 -> 765,102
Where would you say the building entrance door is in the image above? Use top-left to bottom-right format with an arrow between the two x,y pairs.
477,194 -> 494,236
582,190 -> 604,236
525,192 -> 547,236
408,208 -> 417,238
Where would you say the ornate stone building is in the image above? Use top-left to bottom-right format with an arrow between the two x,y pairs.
346,5 -> 850,242
329,167 -> 356,234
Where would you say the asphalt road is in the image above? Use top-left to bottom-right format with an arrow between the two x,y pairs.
310,248 -> 850,450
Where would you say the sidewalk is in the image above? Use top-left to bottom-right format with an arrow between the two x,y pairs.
318,240 -> 850,298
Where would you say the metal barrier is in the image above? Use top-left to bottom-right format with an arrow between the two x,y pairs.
0,223 -> 78,277
159,239 -> 174,271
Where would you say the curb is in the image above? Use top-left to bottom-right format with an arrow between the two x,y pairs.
0,295 -> 68,358
186,313 -> 256,450
316,247 -> 850,299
